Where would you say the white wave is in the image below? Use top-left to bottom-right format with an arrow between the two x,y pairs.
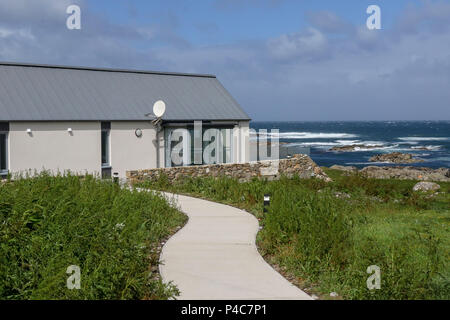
289,140 -> 363,146
260,132 -> 359,139
335,140 -> 361,145
346,162 -> 378,165
411,145 -> 442,151
286,142 -> 339,147
398,137 -> 449,141
352,144 -> 399,152
287,140 -> 387,149
358,141 -> 387,147
428,156 -> 450,162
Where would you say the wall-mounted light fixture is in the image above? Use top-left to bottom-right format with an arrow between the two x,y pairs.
67,128 -> 73,135
26,128 -> 32,135
135,128 -> 143,138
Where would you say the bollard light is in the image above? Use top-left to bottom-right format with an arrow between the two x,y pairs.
263,193 -> 271,213
113,172 -> 119,184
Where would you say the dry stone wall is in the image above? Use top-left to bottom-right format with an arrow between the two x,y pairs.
127,154 -> 331,185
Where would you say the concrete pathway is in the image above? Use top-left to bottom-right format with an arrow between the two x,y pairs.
159,192 -> 312,300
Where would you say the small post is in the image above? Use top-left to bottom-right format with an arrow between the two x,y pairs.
113,172 -> 119,184
263,194 -> 271,213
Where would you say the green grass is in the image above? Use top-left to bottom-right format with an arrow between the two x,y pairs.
139,169 -> 450,300
0,173 -> 186,300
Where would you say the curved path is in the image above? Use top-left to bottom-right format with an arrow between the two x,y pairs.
159,192 -> 312,300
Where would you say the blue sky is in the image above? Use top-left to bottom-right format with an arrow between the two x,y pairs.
0,0 -> 449,121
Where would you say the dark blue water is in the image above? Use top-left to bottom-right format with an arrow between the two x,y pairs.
251,121 -> 450,169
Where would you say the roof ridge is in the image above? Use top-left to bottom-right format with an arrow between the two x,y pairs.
0,61 -> 216,78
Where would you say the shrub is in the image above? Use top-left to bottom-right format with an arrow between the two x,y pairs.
140,173 -> 450,299
0,173 -> 185,300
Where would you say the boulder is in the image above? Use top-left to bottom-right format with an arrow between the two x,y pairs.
369,152 -> 424,164
413,182 -> 441,192
330,165 -> 358,172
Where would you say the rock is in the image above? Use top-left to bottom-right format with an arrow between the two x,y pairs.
334,192 -> 351,199
360,166 -> 450,182
413,182 -> 441,192
330,165 -> 358,172
370,196 -> 383,202
435,167 -> 450,178
330,292 -> 338,297
330,144 -> 383,152
311,294 -> 319,300
369,152 -> 424,164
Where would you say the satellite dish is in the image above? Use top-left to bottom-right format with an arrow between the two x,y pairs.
153,100 -> 166,118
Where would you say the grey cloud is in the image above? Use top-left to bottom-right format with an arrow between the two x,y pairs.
0,0 -> 188,66
306,10 -> 354,34
0,0 -> 79,27
266,28 -> 329,62
396,0 -> 450,34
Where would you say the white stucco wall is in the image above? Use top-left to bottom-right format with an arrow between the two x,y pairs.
239,121 -> 250,163
6,120 -> 248,179
9,122 -> 101,176
157,129 -> 165,168
110,121 -> 158,178
232,121 -> 250,163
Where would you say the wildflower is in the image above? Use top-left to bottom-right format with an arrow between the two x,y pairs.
114,222 -> 125,231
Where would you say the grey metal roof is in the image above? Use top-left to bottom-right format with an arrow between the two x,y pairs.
0,62 -> 250,122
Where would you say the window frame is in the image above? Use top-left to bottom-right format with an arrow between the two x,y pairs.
101,122 -> 111,168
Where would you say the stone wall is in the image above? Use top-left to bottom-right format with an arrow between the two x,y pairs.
127,154 -> 331,185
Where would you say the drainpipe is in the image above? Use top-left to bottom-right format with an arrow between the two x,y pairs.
156,130 -> 160,168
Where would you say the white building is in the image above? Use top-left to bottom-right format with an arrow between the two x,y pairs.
0,62 -> 251,179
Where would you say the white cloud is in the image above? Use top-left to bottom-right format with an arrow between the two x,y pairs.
306,10 -> 353,34
0,27 -> 34,40
267,28 -> 327,61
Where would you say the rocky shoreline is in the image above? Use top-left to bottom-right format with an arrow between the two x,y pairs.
327,152 -> 449,181
330,164 -> 450,182
330,144 -> 384,152
369,152 -> 424,164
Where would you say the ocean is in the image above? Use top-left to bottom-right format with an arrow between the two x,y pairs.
250,121 -> 450,169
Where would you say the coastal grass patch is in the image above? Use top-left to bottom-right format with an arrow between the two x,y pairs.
0,173 -> 186,300
140,172 -> 450,300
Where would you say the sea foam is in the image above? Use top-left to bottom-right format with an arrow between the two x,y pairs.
263,132 -> 358,139
398,137 -> 449,141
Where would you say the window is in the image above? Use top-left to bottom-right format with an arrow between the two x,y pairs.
101,122 -> 110,167
164,126 -> 233,167
0,132 -> 7,174
0,122 -> 8,175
